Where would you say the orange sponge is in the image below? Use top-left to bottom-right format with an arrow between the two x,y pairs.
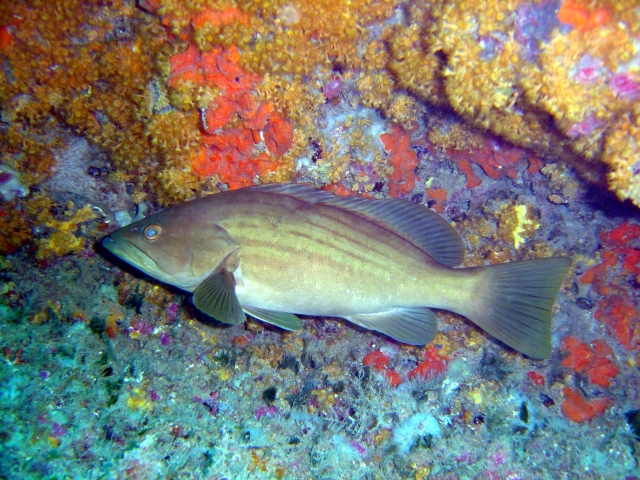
561,387 -> 612,423
558,0 -> 611,32
561,336 -> 620,388
380,126 -> 419,197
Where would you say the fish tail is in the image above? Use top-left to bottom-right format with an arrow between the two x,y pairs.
464,257 -> 571,360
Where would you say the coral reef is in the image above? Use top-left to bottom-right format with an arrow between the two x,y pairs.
1,1 -> 640,478
36,203 -> 96,260
0,0 -> 166,186
387,0 -> 640,207
561,386 -> 612,423
43,138 -> 131,213
579,222 -> 640,351
0,202 -> 30,255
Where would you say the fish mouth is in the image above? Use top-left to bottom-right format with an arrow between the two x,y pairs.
102,236 -> 158,274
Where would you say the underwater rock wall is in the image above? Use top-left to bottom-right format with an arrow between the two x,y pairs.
0,1 -> 639,478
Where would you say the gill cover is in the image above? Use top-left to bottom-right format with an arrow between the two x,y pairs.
104,210 -> 239,293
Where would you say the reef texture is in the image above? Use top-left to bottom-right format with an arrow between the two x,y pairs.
387,0 -> 640,207
2,0 -> 640,211
42,137 -> 132,213
1,0 -> 640,478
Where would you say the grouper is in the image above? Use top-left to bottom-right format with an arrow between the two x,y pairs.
102,183 -> 571,359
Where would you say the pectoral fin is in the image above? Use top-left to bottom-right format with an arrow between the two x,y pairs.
244,307 -> 302,331
346,307 -> 437,345
193,269 -> 246,325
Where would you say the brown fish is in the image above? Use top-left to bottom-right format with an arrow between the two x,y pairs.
102,183 -> 570,359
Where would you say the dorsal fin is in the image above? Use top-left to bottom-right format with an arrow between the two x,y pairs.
251,183 -> 465,267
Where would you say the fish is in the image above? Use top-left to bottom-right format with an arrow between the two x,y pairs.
102,183 -> 571,359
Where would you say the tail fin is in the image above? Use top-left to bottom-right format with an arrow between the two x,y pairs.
465,257 -> 571,360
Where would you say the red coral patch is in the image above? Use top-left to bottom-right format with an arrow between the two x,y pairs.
561,387 -> 612,423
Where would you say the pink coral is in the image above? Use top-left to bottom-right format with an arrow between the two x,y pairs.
609,73 -> 640,101
323,76 -> 343,100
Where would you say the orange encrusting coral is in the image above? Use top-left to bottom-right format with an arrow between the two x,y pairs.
380,126 -> 419,197
527,371 -> 545,386
105,315 -> 119,339
561,336 -> 620,388
168,45 -> 206,88
192,7 -> 250,30
602,222 -> 640,246
561,387 -> 612,423
600,222 -> 640,276
594,295 -> 640,351
0,15 -> 20,51
450,155 -> 481,188
323,184 -> 356,197
579,251 -> 617,295
362,350 -> 402,388
561,336 -> 593,372
167,32 -> 294,190
557,0 -> 611,32
168,45 -> 261,97
0,23 -> 13,50
426,188 -> 447,213
264,116 -> 294,157
363,350 -> 389,371
149,4 -> 294,195
446,140 -> 538,189
579,223 -> 640,350
407,345 -> 448,381
384,369 -> 403,388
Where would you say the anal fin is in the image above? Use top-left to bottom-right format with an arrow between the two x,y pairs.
346,307 -> 437,345
244,307 -> 302,331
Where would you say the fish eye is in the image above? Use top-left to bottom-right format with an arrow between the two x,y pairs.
143,224 -> 161,241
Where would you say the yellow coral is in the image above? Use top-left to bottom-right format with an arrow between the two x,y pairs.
127,388 -> 153,411
36,204 -> 96,260
6,0 -> 640,214
603,106 -> 640,206
147,110 -> 201,162
155,165 -> 203,205
495,202 -> 540,251
512,204 -> 540,249
385,0 -> 640,207
0,0 -> 168,207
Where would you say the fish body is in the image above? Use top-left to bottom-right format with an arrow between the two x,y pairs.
102,184 -> 570,359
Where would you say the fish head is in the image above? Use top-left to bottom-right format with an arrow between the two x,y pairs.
102,208 -> 239,292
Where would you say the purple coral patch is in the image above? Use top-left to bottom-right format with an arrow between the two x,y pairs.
515,0 -> 564,60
